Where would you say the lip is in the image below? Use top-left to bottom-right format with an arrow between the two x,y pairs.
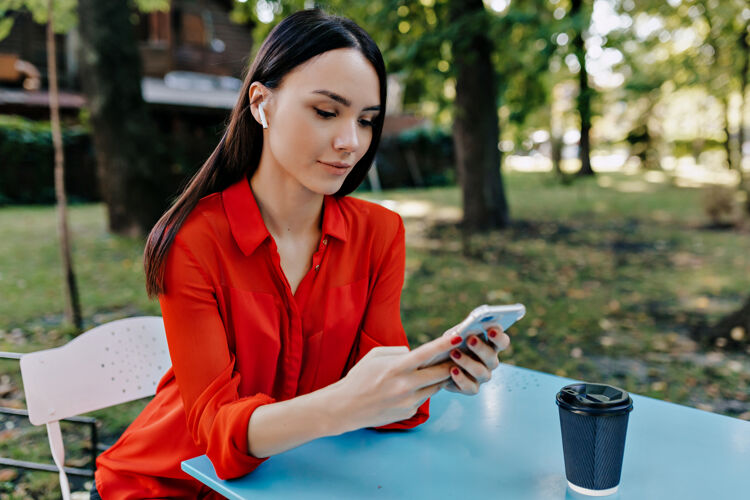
319,160 -> 353,169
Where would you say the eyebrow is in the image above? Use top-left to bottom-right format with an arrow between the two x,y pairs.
312,89 -> 381,112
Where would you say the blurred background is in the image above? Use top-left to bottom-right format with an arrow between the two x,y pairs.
0,0 -> 749,497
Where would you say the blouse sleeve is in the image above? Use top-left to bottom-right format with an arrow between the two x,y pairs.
159,236 -> 275,479
352,216 -> 430,430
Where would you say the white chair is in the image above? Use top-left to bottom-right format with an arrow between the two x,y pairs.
20,316 -> 171,500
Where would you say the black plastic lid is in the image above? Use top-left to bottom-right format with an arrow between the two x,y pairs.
556,383 -> 633,416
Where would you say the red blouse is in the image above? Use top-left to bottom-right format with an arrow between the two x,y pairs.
94,177 -> 429,499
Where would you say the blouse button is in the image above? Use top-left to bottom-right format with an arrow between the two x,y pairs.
315,264 -> 320,271
322,238 -> 328,245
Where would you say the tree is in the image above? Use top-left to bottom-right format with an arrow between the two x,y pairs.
2,0 -> 171,236
570,0 -> 594,176
1,0 -> 82,328
448,0 -> 507,232
1,0 -> 168,329
77,0 -> 172,237
606,2 -> 683,172
739,20 -> 749,213
611,0 -> 750,204
47,0 -> 81,329
611,0 -> 750,350
696,0 -> 744,172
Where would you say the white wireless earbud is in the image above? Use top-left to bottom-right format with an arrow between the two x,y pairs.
258,101 -> 269,129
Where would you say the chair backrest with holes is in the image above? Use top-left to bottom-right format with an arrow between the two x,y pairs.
21,316 -> 171,425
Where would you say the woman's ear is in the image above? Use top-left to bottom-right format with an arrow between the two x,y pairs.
248,82 -> 271,129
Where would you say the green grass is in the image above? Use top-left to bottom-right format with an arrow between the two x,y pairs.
0,204 -> 159,331
0,171 -> 749,495
364,172 -> 750,416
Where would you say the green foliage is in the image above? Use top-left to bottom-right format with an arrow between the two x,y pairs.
0,111 -> 222,206
0,0 -> 169,40
375,125 -> 455,189
489,2 -> 558,127
229,0 -> 560,131
0,115 -> 95,204
603,0 -> 749,163
0,113 -> 87,134
0,0 -> 78,35
0,14 -> 13,38
609,0 -> 748,97
131,0 -> 169,12
366,0 -> 559,128
397,123 -> 449,145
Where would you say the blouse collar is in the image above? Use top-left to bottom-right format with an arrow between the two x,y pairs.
222,177 -> 348,256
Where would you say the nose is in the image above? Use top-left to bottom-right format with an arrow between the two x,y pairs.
333,119 -> 360,154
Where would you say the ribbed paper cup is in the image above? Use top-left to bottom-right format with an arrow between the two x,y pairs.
556,383 -> 633,496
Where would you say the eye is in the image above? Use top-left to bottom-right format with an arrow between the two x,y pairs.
314,108 -> 336,119
358,118 -> 374,128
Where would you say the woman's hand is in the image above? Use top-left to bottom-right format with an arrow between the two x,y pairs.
444,326 -> 511,395
329,335 -> 459,432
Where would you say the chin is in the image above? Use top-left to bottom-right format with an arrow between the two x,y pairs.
306,177 -> 348,196
320,183 -> 345,196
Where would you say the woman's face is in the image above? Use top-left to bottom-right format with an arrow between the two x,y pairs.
257,48 -> 381,196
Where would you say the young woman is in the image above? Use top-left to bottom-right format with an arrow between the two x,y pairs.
92,9 -> 511,499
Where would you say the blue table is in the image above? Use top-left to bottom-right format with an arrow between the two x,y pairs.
182,363 -> 750,499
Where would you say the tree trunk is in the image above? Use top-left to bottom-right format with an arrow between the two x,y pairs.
571,0 -> 594,177
77,0 -> 169,236
739,23 -> 749,213
47,0 -> 82,330
449,0 -> 509,234
550,85 -> 570,184
740,54 -> 748,185
641,93 -> 661,170
404,149 -> 425,187
722,95 -> 735,171
551,134 -> 564,180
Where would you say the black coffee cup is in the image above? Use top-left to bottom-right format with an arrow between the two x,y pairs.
556,383 -> 633,496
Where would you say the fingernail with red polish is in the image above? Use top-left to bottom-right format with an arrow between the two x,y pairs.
452,367 -> 460,376
488,329 -> 498,338
451,350 -> 461,359
451,336 -> 462,345
469,337 -> 478,346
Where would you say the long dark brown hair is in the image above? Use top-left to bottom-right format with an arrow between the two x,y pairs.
144,9 -> 387,297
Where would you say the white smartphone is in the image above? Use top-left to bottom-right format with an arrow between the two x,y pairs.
419,303 -> 526,369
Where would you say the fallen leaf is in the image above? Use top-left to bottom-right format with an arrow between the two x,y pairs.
0,398 -> 24,409
727,361 -> 743,373
600,336 -> 615,347
0,429 -> 21,443
694,296 -> 710,309
566,289 -> 587,299
0,384 -> 16,398
653,338 -> 669,351
730,327 -> 746,342
0,468 -> 18,482
66,457 -> 91,468
650,381 -> 667,392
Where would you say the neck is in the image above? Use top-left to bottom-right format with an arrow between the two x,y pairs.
249,158 -> 323,239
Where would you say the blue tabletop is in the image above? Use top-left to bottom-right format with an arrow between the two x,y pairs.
182,363 -> 750,499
